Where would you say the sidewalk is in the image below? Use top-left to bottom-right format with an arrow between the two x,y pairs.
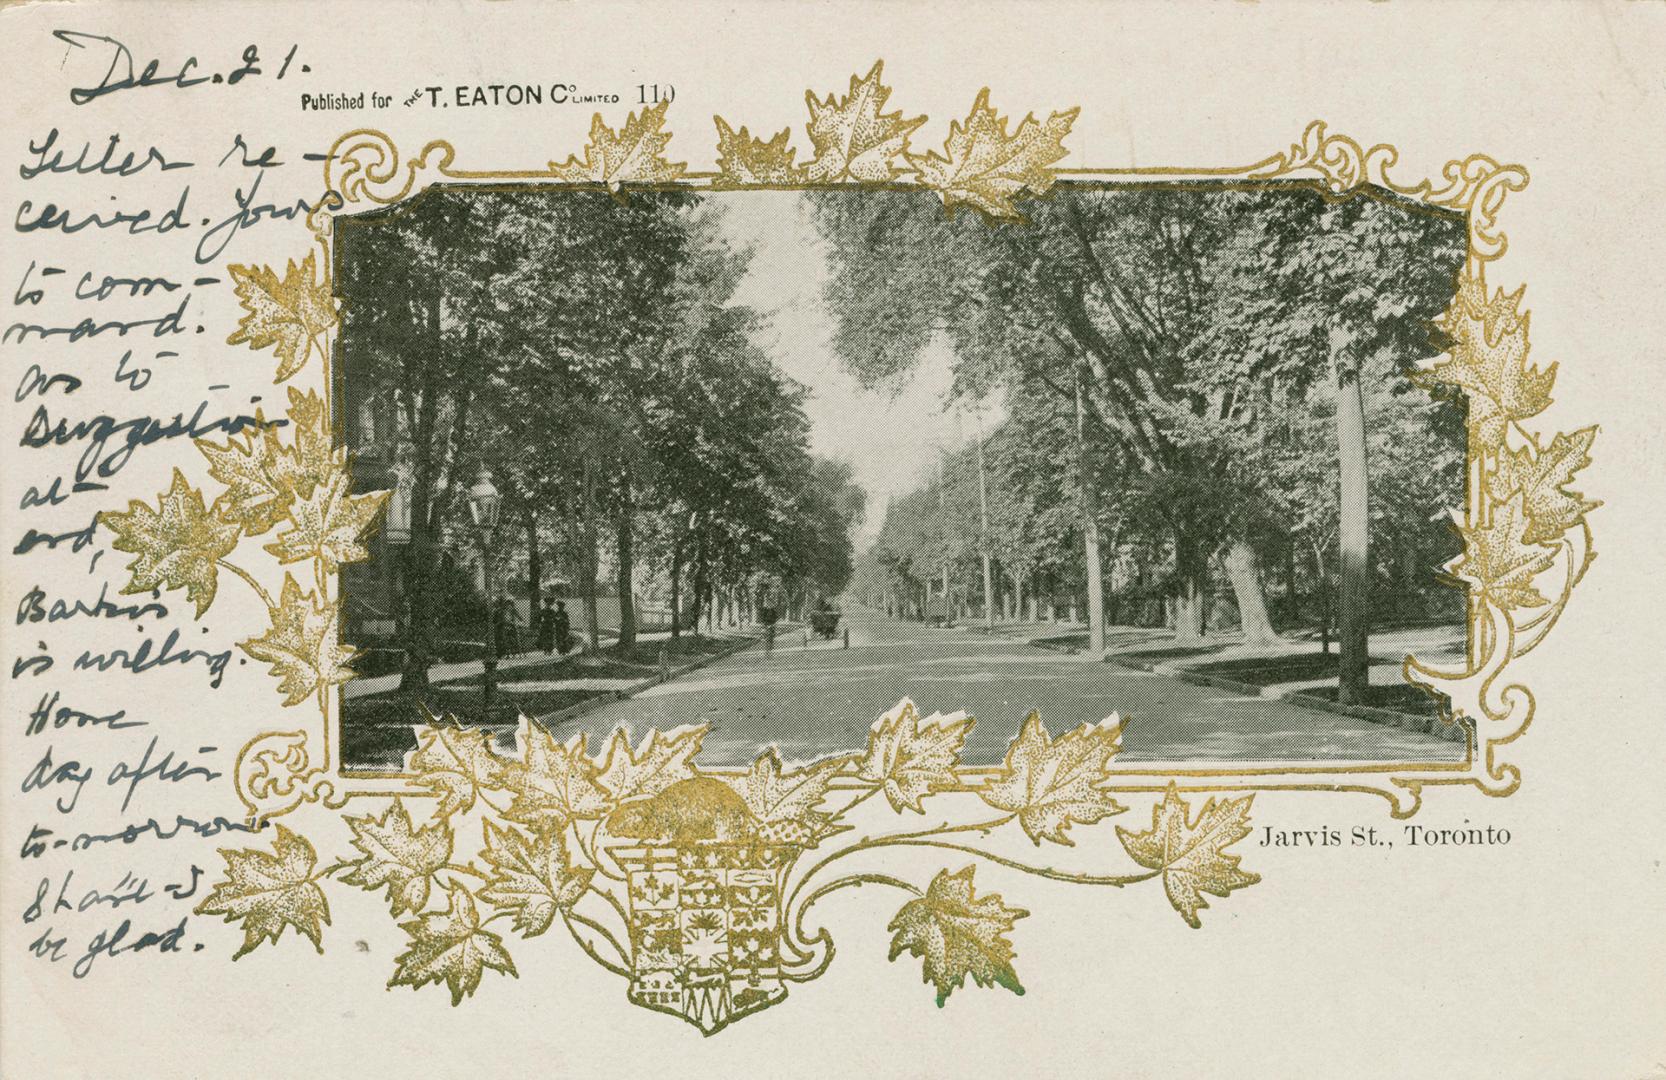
340,626 -> 770,769
974,617 -> 1468,738
346,625 -> 702,698
1110,623 -> 1464,688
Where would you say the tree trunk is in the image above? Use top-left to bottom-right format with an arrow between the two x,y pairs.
1174,576 -> 1205,643
397,356 -> 446,693
669,541 -> 682,641
578,459 -> 601,652
1224,540 -> 1280,645
1399,542 -> 1422,620
1284,542 -> 1300,625
1103,528 -> 1121,627
1333,341 -> 1371,705
1075,369 -> 1106,653
1310,538 -> 1332,656
690,534 -> 708,634
525,507 -> 542,617
1173,533 -> 1206,645
614,483 -> 636,649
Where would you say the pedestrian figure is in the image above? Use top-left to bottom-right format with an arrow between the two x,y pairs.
760,603 -> 778,655
553,600 -> 572,655
537,597 -> 556,655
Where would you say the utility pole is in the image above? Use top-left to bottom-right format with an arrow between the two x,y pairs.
973,409 -> 995,630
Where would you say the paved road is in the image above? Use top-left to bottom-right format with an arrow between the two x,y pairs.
561,607 -> 1463,767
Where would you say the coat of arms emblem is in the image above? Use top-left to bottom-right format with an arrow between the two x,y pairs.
614,842 -> 795,1034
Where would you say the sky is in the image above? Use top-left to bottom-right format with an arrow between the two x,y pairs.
711,191 -> 1004,549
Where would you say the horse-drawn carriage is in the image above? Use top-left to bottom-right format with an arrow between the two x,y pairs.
807,608 -> 841,640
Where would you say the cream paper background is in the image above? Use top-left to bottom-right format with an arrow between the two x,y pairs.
1,1 -> 1663,1076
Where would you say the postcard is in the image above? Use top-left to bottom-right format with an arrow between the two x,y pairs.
3,1 -> 1664,1076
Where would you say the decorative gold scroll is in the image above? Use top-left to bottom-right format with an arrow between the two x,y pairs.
94,63 -> 1596,1029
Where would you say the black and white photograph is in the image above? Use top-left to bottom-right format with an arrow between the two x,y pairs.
333,180 -> 1470,770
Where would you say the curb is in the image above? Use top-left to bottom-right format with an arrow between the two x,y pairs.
349,634 -> 765,766
530,633 -> 762,727
1102,653 -> 1469,743
801,624 -> 1467,744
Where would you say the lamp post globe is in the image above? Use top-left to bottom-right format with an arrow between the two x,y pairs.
467,467 -> 501,530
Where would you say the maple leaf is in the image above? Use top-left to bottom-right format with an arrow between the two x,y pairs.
503,718 -> 611,830
100,468 -> 242,618
226,251 -> 337,382
858,699 -> 973,813
1414,274 -> 1555,447
262,469 -> 390,573
549,99 -> 687,188
727,748 -> 849,828
887,866 -> 1026,1007
909,89 -> 1078,220
1449,493 -> 1559,610
593,725 -> 706,803
198,414 -> 293,536
239,574 -> 358,707
272,386 -> 341,499
388,884 -> 517,1006
335,798 -> 453,916
196,824 -> 330,959
197,386 -> 346,538
804,60 -> 926,183
1117,785 -> 1261,929
978,712 -> 1126,845
478,820 -> 594,937
1491,426 -> 1600,545
712,117 -> 806,188
409,720 -> 512,818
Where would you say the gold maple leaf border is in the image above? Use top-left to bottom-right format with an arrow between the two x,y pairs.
120,62 -> 1600,1022
198,705 -> 1262,1014
96,385 -> 387,717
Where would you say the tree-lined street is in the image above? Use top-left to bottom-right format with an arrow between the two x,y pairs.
336,190 -> 864,715
337,179 -> 1476,765
562,606 -> 1463,767
821,183 -> 1470,709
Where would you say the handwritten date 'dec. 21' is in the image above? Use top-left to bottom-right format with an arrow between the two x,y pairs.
50,31 -> 306,106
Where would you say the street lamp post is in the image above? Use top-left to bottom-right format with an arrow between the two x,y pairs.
467,467 -> 502,723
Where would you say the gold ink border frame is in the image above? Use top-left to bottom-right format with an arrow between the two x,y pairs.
220,83 -> 1594,826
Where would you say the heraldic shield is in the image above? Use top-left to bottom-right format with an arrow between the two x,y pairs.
613,841 -> 796,1034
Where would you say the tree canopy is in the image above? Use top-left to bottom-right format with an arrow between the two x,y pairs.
817,182 -> 1467,668
336,188 -> 863,682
